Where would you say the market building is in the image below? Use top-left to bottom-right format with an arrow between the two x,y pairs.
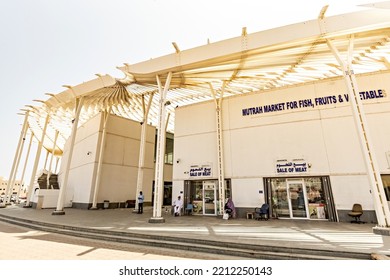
173,72 -> 390,223
2,3 -> 390,234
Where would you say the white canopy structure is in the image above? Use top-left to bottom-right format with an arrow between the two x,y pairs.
5,3 -> 390,231
23,5 -> 390,156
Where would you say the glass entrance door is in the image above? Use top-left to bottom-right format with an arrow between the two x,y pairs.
203,181 -> 216,215
267,177 -> 336,221
184,180 -> 231,216
287,180 -> 309,218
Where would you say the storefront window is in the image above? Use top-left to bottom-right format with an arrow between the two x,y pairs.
267,177 -> 331,220
270,179 -> 289,218
304,178 -> 326,219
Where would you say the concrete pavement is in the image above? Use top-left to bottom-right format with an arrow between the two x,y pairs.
1,204 -> 390,259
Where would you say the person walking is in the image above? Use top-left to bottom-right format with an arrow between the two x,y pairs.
137,191 -> 144,214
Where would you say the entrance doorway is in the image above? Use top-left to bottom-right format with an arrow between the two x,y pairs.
151,181 -> 172,206
191,181 -> 217,215
265,176 -> 337,221
286,180 -> 309,218
203,181 -> 217,215
184,179 -> 231,216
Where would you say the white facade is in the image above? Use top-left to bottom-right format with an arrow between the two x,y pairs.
56,112 -> 159,209
173,71 -> 390,222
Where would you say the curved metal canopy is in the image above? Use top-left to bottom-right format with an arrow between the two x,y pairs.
24,5 -> 390,156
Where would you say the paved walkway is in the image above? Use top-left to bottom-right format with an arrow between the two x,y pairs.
0,220 -> 199,260
1,204 -> 390,257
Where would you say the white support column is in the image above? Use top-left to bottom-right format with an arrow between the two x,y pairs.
43,150 -> 50,171
90,110 -> 110,210
25,114 -> 50,207
54,157 -> 60,174
47,130 -> 59,189
149,72 -> 172,223
209,82 -> 227,215
134,94 -> 154,212
327,38 -> 390,232
53,97 -> 84,215
4,112 -> 30,205
16,132 -> 34,203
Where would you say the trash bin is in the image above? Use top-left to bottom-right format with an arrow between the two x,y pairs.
103,200 -> 109,209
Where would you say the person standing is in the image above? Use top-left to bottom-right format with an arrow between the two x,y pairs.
137,191 -> 144,214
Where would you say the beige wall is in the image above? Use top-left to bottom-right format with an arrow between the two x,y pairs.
59,112 -> 170,208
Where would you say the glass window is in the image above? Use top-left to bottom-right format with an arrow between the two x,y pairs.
165,136 -> 174,164
304,177 -> 327,220
270,178 -> 289,218
154,131 -> 174,164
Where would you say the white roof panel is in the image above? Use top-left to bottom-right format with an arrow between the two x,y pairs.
21,5 -> 390,155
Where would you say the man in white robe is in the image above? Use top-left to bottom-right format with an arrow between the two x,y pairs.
173,196 -> 183,216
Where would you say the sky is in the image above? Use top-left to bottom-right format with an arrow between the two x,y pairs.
0,0 -> 374,181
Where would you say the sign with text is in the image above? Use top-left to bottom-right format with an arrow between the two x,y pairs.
242,89 -> 386,117
189,164 -> 212,178
276,159 -> 308,174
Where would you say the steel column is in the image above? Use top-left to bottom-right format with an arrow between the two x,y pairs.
54,157 -> 60,174
149,72 -> 172,223
91,110 -> 110,210
53,97 -> 84,215
135,94 -> 154,212
327,38 -> 390,228
4,112 -> 30,205
210,82 -> 226,215
43,150 -> 50,170
25,114 -> 50,207
16,132 -> 33,202
46,130 -> 59,189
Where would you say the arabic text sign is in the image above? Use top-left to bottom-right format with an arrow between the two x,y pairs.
276,160 -> 308,174
189,165 -> 212,177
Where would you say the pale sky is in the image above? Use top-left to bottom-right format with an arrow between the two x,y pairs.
0,0 -> 372,180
